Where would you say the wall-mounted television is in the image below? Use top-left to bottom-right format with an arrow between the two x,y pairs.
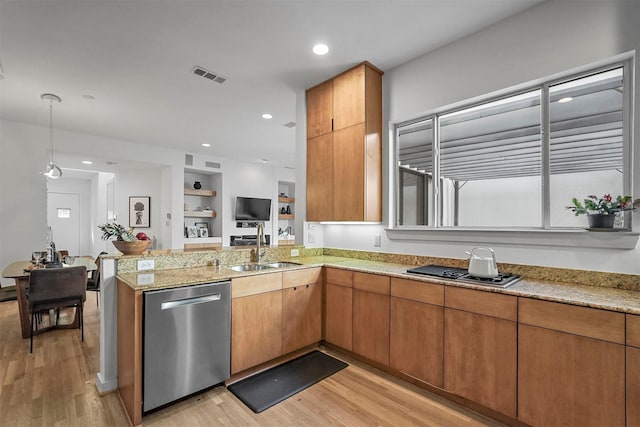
234,197 -> 271,221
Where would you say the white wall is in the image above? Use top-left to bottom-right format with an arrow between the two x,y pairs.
309,0 -> 640,274
0,120 -> 48,285
116,168 -> 164,248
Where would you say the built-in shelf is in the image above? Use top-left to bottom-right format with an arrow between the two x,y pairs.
184,210 -> 217,218
279,214 -> 294,220
278,197 -> 295,203
184,189 -> 217,197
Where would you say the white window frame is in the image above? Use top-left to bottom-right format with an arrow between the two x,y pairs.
388,53 -> 637,249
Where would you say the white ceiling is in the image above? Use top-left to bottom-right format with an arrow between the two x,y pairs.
0,0 -> 544,170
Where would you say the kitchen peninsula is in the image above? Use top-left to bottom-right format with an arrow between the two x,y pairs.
107,246 -> 640,426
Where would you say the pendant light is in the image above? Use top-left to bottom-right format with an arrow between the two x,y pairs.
41,93 -> 63,179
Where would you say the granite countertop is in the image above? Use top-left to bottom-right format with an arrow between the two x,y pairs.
116,255 -> 640,315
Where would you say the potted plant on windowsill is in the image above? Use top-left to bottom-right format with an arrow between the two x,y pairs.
98,222 -> 151,255
566,194 -> 639,229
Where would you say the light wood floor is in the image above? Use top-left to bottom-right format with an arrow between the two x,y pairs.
0,294 -> 505,426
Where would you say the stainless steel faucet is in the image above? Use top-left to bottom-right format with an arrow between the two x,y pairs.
256,222 -> 265,263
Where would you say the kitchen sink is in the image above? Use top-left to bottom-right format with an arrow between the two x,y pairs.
229,264 -> 275,272
265,261 -> 301,268
229,261 -> 301,272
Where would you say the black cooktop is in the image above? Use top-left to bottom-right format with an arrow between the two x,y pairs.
406,264 -> 521,288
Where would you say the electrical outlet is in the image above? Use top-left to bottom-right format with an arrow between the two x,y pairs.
374,235 -> 381,247
137,259 -> 155,271
137,273 -> 155,285
290,249 -> 300,257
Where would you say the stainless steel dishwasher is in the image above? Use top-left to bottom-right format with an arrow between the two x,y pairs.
143,281 -> 231,412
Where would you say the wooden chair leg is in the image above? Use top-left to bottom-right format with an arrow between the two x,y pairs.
80,303 -> 84,342
30,311 -> 34,353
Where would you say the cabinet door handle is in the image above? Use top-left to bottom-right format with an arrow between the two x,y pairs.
331,118 -> 333,131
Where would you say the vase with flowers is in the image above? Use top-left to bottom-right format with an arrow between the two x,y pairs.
566,194 -> 639,229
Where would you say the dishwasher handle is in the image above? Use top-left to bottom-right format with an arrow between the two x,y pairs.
161,293 -> 221,310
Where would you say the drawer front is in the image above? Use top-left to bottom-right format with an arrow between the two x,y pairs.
354,272 -> 390,295
519,298 -> 625,344
326,268 -> 353,288
283,267 -> 322,289
231,272 -> 283,298
627,314 -> 640,348
445,287 -> 517,321
391,278 -> 444,306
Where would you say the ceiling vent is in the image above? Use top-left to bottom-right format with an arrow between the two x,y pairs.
205,161 -> 221,169
283,122 -> 296,128
192,66 -> 227,84
185,154 -> 194,166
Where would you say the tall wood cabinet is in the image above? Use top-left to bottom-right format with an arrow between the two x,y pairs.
306,61 -> 383,222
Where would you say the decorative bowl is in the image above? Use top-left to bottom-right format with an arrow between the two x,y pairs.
112,240 -> 150,255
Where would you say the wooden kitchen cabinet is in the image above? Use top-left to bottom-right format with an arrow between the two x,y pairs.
306,61 -> 383,222
282,268 -> 323,354
517,298 -> 625,427
390,278 -> 444,387
628,346 -> 640,427
231,273 -> 283,374
352,272 -> 390,366
443,287 -> 517,418
306,79 -> 333,139
306,133 -> 334,221
324,268 -> 353,350
628,314 -> 640,427
333,124 -> 366,221
117,280 -> 143,427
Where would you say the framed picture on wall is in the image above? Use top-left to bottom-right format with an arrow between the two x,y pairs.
129,196 -> 150,228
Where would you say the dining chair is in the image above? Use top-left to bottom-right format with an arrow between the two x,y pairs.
27,265 -> 87,353
86,252 -> 107,306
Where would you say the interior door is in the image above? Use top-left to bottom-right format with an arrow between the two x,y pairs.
47,192 -> 80,255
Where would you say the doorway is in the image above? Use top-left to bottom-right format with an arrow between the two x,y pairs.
47,192 -> 80,255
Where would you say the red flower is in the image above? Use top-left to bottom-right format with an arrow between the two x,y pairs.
603,194 -> 612,202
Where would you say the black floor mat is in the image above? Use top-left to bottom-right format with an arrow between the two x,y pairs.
228,350 -> 348,413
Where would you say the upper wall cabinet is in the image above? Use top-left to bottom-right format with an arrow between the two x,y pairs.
306,61 -> 383,222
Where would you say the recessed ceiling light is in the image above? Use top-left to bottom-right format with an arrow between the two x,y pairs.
82,94 -> 95,100
313,44 -> 329,55
558,97 -> 573,103
260,159 -> 269,163
82,160 -> 93,165
262,113 -> 273,119
202,143 -> 211,147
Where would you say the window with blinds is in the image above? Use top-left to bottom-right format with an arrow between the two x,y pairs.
394,60 -> 631,230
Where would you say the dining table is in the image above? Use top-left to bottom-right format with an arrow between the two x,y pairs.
2,257 -> 97,339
